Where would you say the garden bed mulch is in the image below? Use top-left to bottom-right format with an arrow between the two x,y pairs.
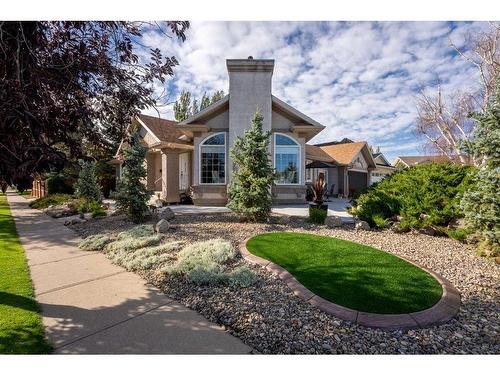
70,213 -> 500,354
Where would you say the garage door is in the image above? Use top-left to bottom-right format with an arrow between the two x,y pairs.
348,171 -> 367,195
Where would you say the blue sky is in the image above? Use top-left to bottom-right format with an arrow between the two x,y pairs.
139,21 -> 487,163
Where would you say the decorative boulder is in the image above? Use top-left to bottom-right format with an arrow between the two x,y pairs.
325,216 -> 343,228
155,219 -> 170,233
158,207 -> 175,221
419,226 -> 437,236
355,221 -> 370,231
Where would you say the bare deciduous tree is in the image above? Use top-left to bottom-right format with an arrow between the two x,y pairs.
415,22 -> 500,165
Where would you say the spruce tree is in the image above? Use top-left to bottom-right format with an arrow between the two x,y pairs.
460,81 -> 500,257
74,160 -> 102,203
115,133 -> 152,223
228,111 -> 274,221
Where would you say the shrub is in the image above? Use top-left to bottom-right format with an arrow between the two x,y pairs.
91,207 -> 107,218
117,225 -> 154,240
228,111 -> 274,222
46,171 -> 74,195
186,264 -> 226,285
168,239 -> 236,275
79,234 -> 113,251
228,266 -> 257,287
447,228 -> 469,242
29,194 -> 74,209
372,213 -> 389,229
74,160 -> 103,203
460,82 -> 500,258
114,133 -> 152,223
351,163 -> 476,232
308,207 -> 327,224
106,234 -> 163,252
107,242 -> 182,271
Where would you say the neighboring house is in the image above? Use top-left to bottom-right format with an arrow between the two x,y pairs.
370,152 -> 396,185
305,139 -> 376,197
393,155 -> 470,169
114,58 -> 325,205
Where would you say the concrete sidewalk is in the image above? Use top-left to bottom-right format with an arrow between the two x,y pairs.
6,192 -> 251,354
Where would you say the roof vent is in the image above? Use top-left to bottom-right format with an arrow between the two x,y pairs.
248,56 -> 253,60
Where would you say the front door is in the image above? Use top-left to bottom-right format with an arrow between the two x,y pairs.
179,153 -> 190,191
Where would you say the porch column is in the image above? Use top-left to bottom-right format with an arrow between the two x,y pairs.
161,150 -> 180,203
161,152 -> 168,200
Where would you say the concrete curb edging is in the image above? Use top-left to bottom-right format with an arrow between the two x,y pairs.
239,237 -> 461,330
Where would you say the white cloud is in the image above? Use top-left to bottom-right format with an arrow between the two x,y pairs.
137,21 -> 489,162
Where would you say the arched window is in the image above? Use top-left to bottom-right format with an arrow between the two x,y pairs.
200,133 -> 226,184
274,133 -> 300,184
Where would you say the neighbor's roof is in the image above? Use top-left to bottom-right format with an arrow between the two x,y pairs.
136,114 -> 190,144
305,145 -> 338,163
319,141 -> 370,166
395,155 -> 466,167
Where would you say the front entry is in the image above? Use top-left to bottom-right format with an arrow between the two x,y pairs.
179,153 -> 190,191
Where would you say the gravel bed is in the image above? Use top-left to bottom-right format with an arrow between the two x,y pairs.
70,213 -> 500,354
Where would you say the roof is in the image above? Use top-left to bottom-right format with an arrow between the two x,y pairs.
314,138 -> 354,147
305,145 -> 337,163
318,141 -> 369,165
395,155 -> 467,167
137,114 -> 190,144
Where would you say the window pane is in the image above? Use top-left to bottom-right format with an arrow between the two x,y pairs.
275,146 -> 299,184
202,133 -> 225,145
276,134 -> 299,146
201,149 -> 225,184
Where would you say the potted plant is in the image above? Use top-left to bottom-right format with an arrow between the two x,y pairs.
309,175 -> 328,211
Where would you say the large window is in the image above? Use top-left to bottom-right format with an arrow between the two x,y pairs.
274,133 -> 300,185
200,133 -> 226,184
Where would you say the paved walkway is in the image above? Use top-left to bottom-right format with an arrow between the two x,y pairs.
6,192 -> 251,354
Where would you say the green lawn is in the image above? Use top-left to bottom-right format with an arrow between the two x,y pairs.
247,232 -> 442,314
0,194 -> 51,353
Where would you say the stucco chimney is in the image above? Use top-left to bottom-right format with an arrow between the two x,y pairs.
226,58 -> 274,180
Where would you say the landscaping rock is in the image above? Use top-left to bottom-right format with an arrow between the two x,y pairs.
155,219 -> 170,233
355,221 -> 370,231
325,216 -> 343,228
419,226 -> 436,236
44,204 -> 77,218
64,217 -> 87,226
69,212 -> 499,354
158,207 -> 175,221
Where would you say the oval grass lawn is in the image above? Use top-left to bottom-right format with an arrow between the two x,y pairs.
246,232 -> 442,314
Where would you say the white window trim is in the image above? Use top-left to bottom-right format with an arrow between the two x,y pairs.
274,133 -> 301,186
199,132 -> 227,185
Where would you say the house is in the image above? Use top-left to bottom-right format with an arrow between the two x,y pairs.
114,57 -> 325,205
305,139 -> 376,197
370,152 -> 396,185
393,155 -> 470,169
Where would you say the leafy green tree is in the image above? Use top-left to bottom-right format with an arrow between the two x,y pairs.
173,90 -> 192,122
0,21 -> 188,189
114,133 -> 152,222
74,160 -> 103,203
191,99 -> 199,115
460,81 -> 500,257
228,111 -> 274,221
211,90 -> 225,104
200,92 -> 211,110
